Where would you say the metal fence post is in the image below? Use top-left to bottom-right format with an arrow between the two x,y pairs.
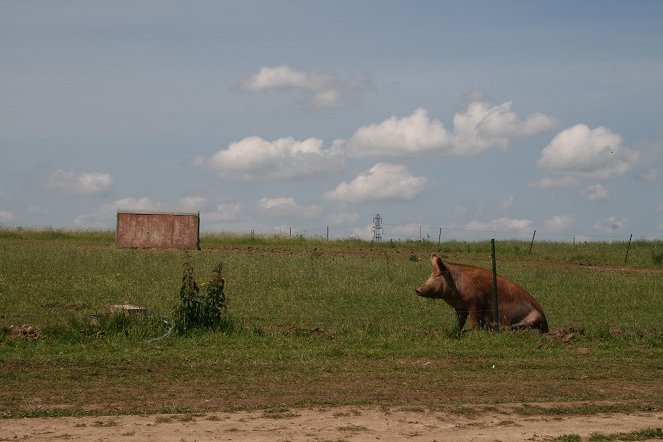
624,234 -> 633,264
491,238 -> 499,331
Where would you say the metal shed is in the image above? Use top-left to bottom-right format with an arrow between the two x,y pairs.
116,211 -> 200,250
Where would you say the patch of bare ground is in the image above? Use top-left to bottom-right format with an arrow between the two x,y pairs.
1,404 -> 662,441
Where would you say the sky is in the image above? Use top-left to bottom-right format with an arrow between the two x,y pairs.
1,1 -> 662,241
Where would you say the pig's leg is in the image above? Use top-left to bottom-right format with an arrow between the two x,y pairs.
455,310 -> 468,330
468,309 -> 484,329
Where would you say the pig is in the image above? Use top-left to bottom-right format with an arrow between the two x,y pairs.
415,253 -> 548,333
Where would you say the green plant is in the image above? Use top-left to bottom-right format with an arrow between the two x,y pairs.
652,251 -> 663,266
173,258 -> 227,335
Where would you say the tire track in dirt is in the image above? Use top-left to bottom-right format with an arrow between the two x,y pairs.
2,405 -> 662,441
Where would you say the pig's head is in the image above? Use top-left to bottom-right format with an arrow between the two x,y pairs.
415,253 -> 451,299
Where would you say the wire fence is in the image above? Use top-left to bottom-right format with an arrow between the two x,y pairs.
202,221 -> 663,268
224,223 -> 662,244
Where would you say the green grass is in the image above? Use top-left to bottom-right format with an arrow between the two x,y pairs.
1,228 -> 662,417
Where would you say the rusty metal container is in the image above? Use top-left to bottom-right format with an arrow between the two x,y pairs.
116,211 -> 200,250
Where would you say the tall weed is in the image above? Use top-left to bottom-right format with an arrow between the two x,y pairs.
173,258 -> 228,335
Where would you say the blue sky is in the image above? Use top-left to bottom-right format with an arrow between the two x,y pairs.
1,1 -> 662,241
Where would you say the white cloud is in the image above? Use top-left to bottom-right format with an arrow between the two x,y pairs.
0,210 -> 15,223
640,169 -> 659,182
256,197 -> 321,219
324,163 -> 427,203
240,65 -> 370,108
582,184 -> 609,201
538,124 -> 640,180
543,214 -> 575,230
205,203 -> 241,222
47,170 -> 113,194
531,175 -> 580,188
179,196 -> 207,211
74,197 -> 161,227
241,65 -> 331,91
592,216 -> 627,234
452,100 -> 558,155
205,136 -> 344,181
499,196 -> 515,210
347,108 -> 450,157
464,217 -> 534,234
346,99 -> 557,158
110,197 -> 161,212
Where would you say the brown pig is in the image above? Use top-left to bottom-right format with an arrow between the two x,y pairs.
415,253 -> 548,333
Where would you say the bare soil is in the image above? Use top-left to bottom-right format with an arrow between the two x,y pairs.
2,404 -> 662,441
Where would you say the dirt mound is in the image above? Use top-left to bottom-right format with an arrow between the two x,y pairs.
545,325 -> 585,343
6,324 -> 41,341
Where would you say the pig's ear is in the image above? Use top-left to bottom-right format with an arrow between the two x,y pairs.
430,253 -> 447,273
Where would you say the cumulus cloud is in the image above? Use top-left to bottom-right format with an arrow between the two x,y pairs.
592,216 -> 627,234
47,170 -> 113,194
346,99 -> 557,158
256,197 -> 321,219
543,214 -> 575,230
347,108 -> 450,157
452,100 -> 558,154
531,175 -> 580,189
74,197 -> 161,227
499,196 -> 515,210
204,136 -> 344,181
538,124 -> 640,181
464,217 -> 534,234
582,184 -> 609,201
240,65 -> 371,108
205,203 -> 241,222
639,169 -> 659,182
179,196 -> 207,211
324,163 -> 427,203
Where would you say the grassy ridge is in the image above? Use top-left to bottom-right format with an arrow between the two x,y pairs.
1,229 -> 662,416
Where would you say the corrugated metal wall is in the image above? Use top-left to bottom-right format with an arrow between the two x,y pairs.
116,211 -> 200,250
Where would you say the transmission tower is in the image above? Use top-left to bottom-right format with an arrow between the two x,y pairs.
372,214 -> 383,242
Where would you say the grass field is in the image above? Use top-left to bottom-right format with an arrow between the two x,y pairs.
1,228 -> 662,422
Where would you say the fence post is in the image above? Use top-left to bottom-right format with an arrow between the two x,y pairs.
438,227 -> 442,249
624,234 -> 633,264
491,238 -> 499,332
529,229 -> 536,254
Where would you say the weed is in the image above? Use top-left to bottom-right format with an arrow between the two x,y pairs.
551,435 -> 581,442
92,419 -> 117,427
338,424 -> 369,432
589,427 -> 663,441
652,251 -> 663,266
173,258 -> 228,335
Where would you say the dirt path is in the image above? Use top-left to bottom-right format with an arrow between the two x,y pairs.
2,406 -> 662,441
